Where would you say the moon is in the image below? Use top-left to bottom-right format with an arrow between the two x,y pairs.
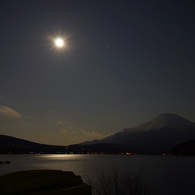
54,37 -> 65,48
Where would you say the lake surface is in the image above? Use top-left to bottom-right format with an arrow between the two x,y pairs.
0,154 -> 195,195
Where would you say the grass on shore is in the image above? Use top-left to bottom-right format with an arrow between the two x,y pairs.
86,168 -> 153,195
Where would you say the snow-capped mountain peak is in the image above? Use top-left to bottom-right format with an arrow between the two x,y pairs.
123,113 -> 195,132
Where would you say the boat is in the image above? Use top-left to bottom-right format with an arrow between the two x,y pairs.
0,161 -> 11,165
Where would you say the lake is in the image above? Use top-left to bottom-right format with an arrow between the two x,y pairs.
0,154 -> 195,195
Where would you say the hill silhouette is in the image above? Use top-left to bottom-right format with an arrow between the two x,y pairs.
0,135 -> 66,154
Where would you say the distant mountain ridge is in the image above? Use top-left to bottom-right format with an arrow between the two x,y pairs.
0,135 -> 127,154
1,113 -> 195,154
82,113 -> 195,154
0,135 -> 66,154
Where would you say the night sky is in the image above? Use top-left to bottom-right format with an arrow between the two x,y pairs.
0,0 -> 195,145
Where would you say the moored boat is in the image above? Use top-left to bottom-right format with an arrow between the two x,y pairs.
0,161 -> 10,165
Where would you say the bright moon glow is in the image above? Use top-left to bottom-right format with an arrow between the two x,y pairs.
54,37 -> 65,48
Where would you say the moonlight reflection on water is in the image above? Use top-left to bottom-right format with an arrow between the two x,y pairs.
0,154 -> 195,195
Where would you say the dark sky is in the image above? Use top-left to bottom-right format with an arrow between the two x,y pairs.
0,0 -> 195,145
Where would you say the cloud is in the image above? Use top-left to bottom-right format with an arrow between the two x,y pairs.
0,105 -> 21,118
58,128 -> 77,135
57,124 -> 109,143
59,129 -> 68,134
80,129 -> 104,139
56,121 -> 64,125
58,127 -> 105,140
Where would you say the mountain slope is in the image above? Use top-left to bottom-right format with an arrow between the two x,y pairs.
83,113 -> 195,153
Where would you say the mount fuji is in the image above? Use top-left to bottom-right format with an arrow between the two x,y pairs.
81,113 -> 195,154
